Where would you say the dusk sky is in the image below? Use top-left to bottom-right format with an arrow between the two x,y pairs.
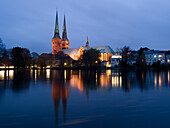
1,0 -> 170,54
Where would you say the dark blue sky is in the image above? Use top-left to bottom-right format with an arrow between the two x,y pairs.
0,0 -> 170,53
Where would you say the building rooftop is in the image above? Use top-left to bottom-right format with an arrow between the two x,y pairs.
92,46 -> 115,53
62,48 -> 79,55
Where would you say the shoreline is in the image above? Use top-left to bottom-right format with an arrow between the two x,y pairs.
0,67 -> 170,71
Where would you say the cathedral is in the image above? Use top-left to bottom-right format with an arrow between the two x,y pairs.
52,12 -> 114,64
52,12 -> 69,54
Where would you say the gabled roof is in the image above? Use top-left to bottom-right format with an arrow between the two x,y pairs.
62,48 -> 80,55
92,46 -> 115,53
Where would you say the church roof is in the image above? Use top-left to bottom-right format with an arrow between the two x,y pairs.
62,48 -> 80,55
92,46 -> 115,53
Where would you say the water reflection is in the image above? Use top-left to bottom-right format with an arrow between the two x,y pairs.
0,70 -> 14,80
0,69 -> 170,92
0,69 -> 170,125
52,71 -> 69,122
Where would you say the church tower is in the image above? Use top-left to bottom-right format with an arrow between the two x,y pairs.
52,11 -> 62,54
61,15 -> 69,49
85,36 -> 89,49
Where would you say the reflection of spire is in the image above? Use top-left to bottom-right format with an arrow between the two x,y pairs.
86,88 -> 89,101
54,11 -> 60,38
52,77 -> 69,123
62,99 -> 67,121
54,100 -> 60,123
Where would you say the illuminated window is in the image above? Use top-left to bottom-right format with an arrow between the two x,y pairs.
158,55 -> 163,57
154,55 -> 157,58
168,59 -> 170,62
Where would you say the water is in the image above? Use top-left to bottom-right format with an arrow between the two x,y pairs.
0,69 -> 170,128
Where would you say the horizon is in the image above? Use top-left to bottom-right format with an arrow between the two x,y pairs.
1,0 -> 170,54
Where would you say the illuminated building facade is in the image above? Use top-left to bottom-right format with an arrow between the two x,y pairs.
52,12 -> 69,54
52,12 -> 114,64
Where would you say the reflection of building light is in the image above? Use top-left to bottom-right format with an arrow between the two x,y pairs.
79,70 -> 81,79
70,74 -> 84,93
120,77 -> 122,87
64,70 -> 67,80
159,73 -> 162,87
35,70 -> 37,81
168,71 -> 170,84
0,70 -> 14,80
154,73 -> 157,87
111,76 -> 122,88
46,69 -> 50,79
96,72 -> 98,84
106,70 -> 111,76
8,70 -> 14,80
0,71 -> 5,80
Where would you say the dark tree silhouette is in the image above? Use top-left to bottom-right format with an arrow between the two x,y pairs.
81,48 -> 101,67
11,47 -> 32,68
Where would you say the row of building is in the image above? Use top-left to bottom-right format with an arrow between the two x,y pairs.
111,48 -> 170,67
51,12 -> 170,68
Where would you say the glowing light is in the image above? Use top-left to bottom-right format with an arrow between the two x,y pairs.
46,69 -> 50,79
0,71 -> 5,80
35,70 -> 37,81
154,73 -> 157,87
46,65 -> 50,68
112,55 -> 122,58
64,63 -> 67,66
8,70 -> 14,80
154,55 -> 157,58
64,70 -> 67,80
0,66 -> 14,69
112,75 -> 122,88
158,55 -> 163,58
159,73 -> 162,87
168,71 -> 170,84
106,70 -> 111,76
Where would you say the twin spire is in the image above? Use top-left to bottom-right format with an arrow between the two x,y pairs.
54,11 -> 68,40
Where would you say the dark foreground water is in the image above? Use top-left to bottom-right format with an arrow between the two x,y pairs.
0,69 -> 170,128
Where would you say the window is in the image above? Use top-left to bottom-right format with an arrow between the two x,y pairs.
154,55 -> 157,58
158,55 -> 163,58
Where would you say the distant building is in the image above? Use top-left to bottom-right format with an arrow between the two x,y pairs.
153,51 -> 165,64
127,51 -> 138,66
51,12 -> 114,66
52,12 -> 69,54
111,54 -> 122,67
165,51 -> 170,63
144,50 -> 165,65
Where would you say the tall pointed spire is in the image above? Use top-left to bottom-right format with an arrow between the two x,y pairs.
54,11 -> 60,38
62,15 -> 68,40
85,36 -> 89,49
